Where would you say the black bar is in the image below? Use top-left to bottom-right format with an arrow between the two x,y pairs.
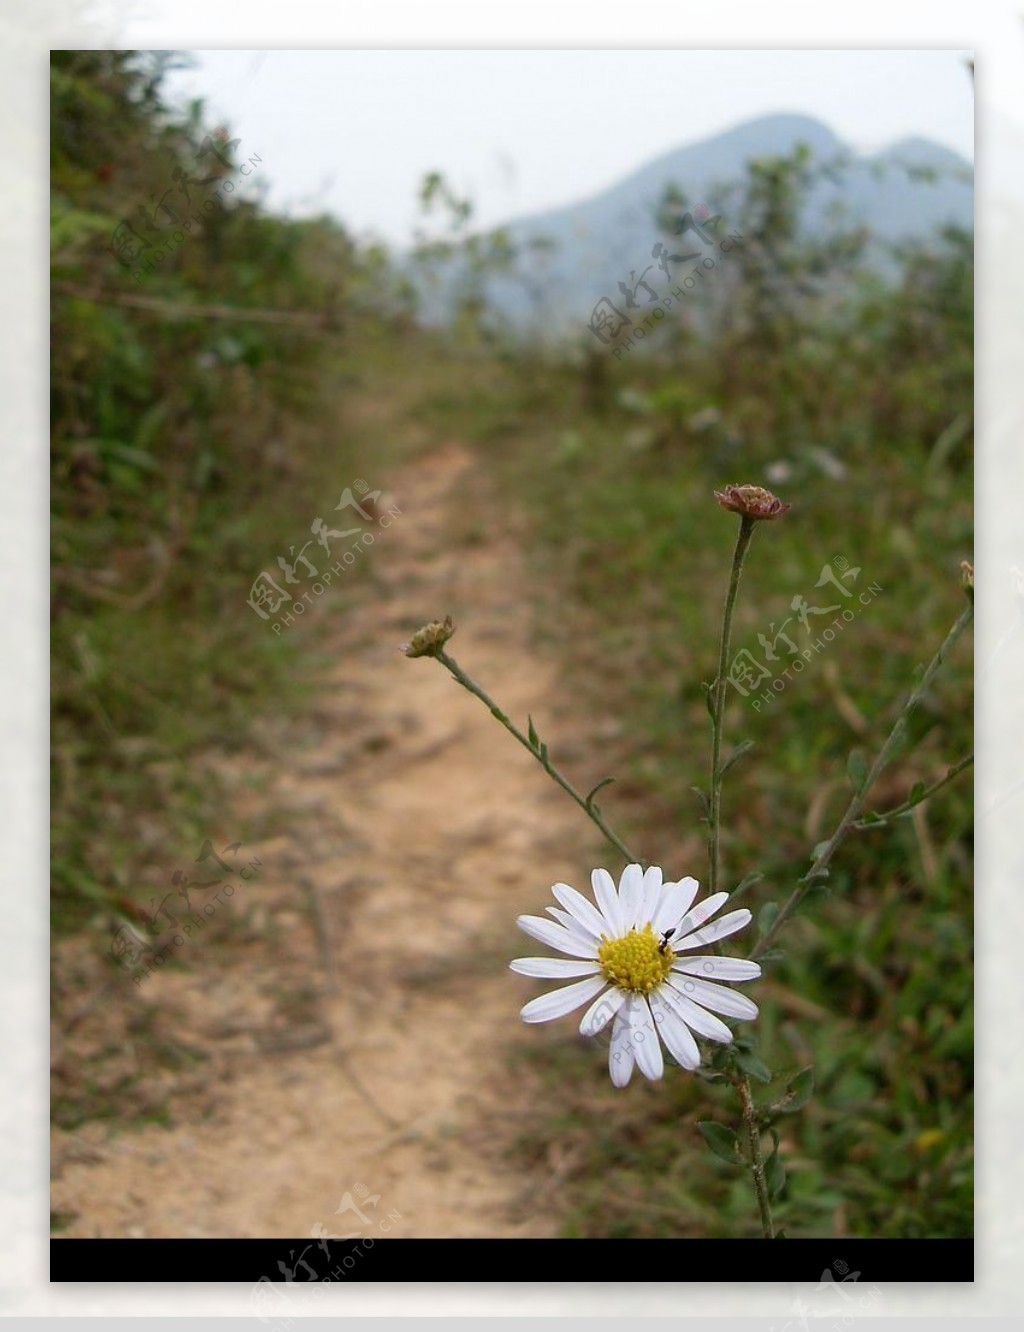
51,1238 -> 972,1284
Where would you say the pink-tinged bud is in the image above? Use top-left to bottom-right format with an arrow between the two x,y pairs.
714,484 -> 791,521
960,561 -> 973,601
400,615 -> 456,658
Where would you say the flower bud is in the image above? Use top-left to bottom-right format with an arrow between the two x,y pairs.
960,561 -> 973,601
714,484 -> 791,521
400,615 -> 456,658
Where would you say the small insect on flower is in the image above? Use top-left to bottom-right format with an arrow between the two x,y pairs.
511,864 -> 761,1087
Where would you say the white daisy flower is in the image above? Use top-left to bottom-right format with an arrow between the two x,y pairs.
511,864 -> 761,1087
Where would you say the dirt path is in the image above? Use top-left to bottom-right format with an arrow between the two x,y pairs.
51,441 -> 601,1239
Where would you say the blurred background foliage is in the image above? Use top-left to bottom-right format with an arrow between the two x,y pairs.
51,51 -> 972,1238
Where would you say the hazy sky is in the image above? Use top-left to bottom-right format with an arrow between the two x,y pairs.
157,49 -> 974,247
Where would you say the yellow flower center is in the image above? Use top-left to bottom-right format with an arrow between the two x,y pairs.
598,923 -> 675,995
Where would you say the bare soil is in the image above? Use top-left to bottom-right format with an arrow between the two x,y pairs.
51,441 -> 608,1240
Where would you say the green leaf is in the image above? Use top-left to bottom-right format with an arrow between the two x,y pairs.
810,840 -> 830,863
734,1049 -> 772,1083
756,947 -> 786,963
527,715 -> 539,750
690,786 -> 710,819
698,1121 -> 742,1165
766,1149 -> 786,1198
703,681 -> 716,720
907,779 -> 925,805
770,1066 -> 815,1115
720,738 -> 755,778
584,776 -> 616,809
847,749 -> 869,792
730,870 -> 764,901
757,902 -> 779,939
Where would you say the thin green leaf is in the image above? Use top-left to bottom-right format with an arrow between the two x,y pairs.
698,1120 -> 742,1165
847,749 -> 869,792
584,776 -> 616,810
770,1066 -> 815,1116
730,869 -> 764,901
757,902 -> 779,939
720,739 -> 755,778
766,1149 -> 786,1199
527,715 -> 539,751
734,1049 -> 772,1083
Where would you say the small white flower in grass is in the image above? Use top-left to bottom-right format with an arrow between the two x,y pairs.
511,864 -> 761,1087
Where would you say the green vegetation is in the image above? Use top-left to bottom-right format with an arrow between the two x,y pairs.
51,51 -> 412,936
51,52 -> 971,1239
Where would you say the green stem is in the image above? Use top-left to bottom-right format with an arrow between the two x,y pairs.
850,753 -> 973,829
708,517 -> 756,897
707,515 -> 771,1238
735,1070 -> 775,1238
435,648 -> 640,865
753,601 -> 973,960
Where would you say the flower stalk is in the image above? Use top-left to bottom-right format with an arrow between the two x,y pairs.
433,647 -> 640,865
708,491 -> 789,1241
734,1069 -> 775,1238
708,514 -> 756,898
753,600 -> 974,960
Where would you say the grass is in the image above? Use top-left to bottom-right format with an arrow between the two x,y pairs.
51,315 -> 971,1238
371,333 -> 973,1239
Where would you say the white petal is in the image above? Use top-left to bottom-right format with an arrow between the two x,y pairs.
672,955 -> 762,982
551,882 -> 610,939
650,990 -> 701,1068
674,891 -> 729,941
662,982 -> 734,1042
579,985 -> 626,1036
608,1006 -> 636,1087
637,866 -> 664,928
652,876 -> 700,934
520,975 -> 608,1024
547,906 -> 602,951
631,997 -> 664,1080
516,914 -> 597,958
675,907 -> 753,951
592,868 -> 625,936
617,864 -> 645,929
510,957 -> 602,979
671,975 -> 759,1020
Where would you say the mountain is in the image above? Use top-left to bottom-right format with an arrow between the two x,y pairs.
409,113 -> 973,334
